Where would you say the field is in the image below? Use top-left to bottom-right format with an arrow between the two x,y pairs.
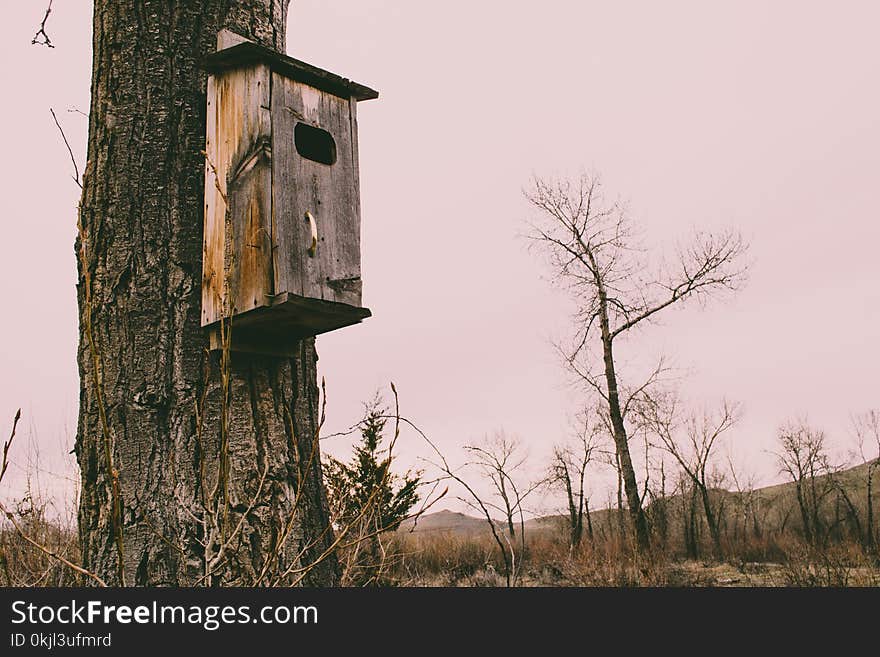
352,462 -> 880,587
2,445 -> 877,587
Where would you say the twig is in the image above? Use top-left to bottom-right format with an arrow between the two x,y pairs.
31,0 -> 54,48
253,379 -> 328,586
50,108 -> 81,189
0,505 -> 107,587
196,463 -> 271,585
282,486 -> 447,586
1,409 -> 21,483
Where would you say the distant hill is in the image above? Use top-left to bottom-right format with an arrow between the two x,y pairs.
400,506 -> 617,537
399,461 -> 876,540
400,509 -> 489,535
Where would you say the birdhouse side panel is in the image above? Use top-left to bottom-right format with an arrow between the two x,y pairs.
342,96 -> 364,306
202,64 -> 273,326
270,74 -> 362,308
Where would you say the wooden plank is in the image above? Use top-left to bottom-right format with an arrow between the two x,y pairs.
271,72 -> 306,300
271,74 -> 363,307
202,73 -> 224,325
319,90 -> 361,307
240,295 -> 371,338
269,292 -> 370,332
335,96 -> 365,307
207,292 -> 371,355
227,65 -> 273,318
201,64 -> 273,326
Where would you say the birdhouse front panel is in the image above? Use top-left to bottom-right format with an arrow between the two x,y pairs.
271,73 -> 363,308
201,42 -> 378,352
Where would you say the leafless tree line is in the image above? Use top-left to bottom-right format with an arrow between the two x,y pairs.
464,406 -> 879,570
4,393 -> 878,587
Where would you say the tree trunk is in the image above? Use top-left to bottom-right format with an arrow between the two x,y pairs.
867,464 -> 875,554
563,471 -> 581,548
499,479 -> 515,538
808,471 -> 823,546
615,453 -> 626,544
75,0 -> 338,586
751,501 -> 762,539
656,462 -> 668,547
591,267 -> 649,552
698,483 -> 722,559
584,498 -> 593,543
794,481 -> 813,546
684,485 -> 699,559
604,352 -> 650,551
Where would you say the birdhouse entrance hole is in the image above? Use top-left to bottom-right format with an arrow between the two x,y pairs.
295,123 -> 337,165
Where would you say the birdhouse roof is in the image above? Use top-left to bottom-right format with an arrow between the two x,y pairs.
204,41 -> 379,102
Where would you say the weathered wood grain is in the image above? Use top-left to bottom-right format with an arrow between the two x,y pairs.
202,64 -> 273,325
271,74 -> 363,307
207,292 -> 371,356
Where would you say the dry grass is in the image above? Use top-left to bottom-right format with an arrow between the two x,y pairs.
0,475 -> 84,587
3,399 -> 877,587
371,527 -> 880,587
0,506 -> 82,587
4,502 -> 879,587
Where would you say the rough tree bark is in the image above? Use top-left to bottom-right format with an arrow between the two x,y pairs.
75,0 -> 338,585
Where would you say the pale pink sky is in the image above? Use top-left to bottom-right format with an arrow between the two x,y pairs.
1,2 -> 878,508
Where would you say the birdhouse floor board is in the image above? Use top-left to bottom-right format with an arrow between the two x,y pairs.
205,292 -> 371,355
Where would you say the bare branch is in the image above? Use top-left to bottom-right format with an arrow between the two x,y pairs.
610,229 -> 749,338
31,1 -> 55,48
50,108 -> 82,189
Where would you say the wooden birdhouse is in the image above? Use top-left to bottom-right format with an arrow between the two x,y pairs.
201,37 -> 378,355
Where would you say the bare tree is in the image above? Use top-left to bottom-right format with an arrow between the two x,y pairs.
847,410 -> 880,554
526,174 -> 748,551
420,440 -> 515,586
547,411 -> 600,548
464,432 -> 544,541
643,395 -> 740,558
646,459 -> 670,548
675,470 -> 701,559
774,419 -> 834,546
727,455 -> 764,542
